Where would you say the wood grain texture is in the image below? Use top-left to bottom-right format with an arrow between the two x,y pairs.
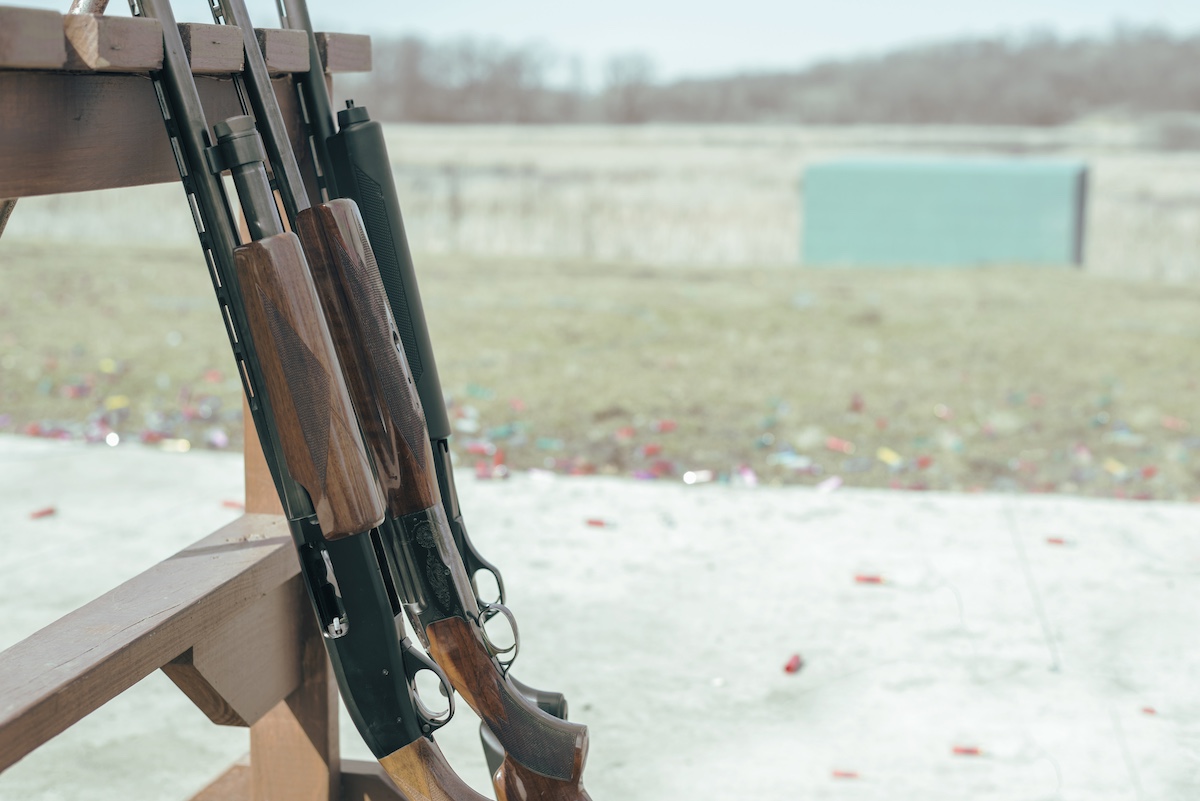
190,757 -> 251,801
257,27 -> 309,74
245,396 -> 287,515
0,71 -> 171,198
2,17 -> 359,74
63,14 -> 162,71
162,575 -> 305,727
234,232 -> 384,538
249,602 -> 341,801
0,71 -> 312,199
378,737 -> 489,801
164,649 -> 248,727
0,514 -> 296,772
425,617 -> 589,797
316,31 -> 371,73
181,24 -> 323,75
340,759 -> 414,801
297,201 -> 439,518
191,758 -> 410,801
0,7 -> 66,69
179,21 -> 243,74
494,756 -> 594,801
0,14 -> 365,73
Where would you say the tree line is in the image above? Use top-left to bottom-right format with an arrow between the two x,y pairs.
339,27 -> 1200,125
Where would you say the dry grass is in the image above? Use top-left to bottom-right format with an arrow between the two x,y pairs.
3,239 -> 1198,499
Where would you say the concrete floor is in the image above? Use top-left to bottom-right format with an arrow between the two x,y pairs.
1,434 -> 1198,799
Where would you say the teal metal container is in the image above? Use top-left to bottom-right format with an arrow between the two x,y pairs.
801,158 -> 1087,267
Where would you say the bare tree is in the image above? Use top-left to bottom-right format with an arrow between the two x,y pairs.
602,52 -> 657,123
344,28 -> 1200,127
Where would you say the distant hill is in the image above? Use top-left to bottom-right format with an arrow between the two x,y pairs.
342,28 -> 1200,126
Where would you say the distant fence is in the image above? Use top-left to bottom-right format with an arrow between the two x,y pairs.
5,125 -> 1200,280
385,162 -> 797,265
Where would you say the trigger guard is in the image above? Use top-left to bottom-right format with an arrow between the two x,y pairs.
479,602 -> 520,674
471,562 -> 507,608
400,639 -> 454,733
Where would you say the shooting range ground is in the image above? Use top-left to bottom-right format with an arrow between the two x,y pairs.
2,437 -> 1198,799
2,238 -> 1199,499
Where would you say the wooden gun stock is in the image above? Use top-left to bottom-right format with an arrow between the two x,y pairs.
380,737 -> 490,801
426,617 -> 590,800
234,231 -> 385,538
296,200 -> 592,799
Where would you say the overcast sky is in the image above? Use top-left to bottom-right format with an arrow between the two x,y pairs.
24,0 -> 1200,79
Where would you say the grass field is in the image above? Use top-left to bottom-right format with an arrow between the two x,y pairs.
2,239 -> 1199,499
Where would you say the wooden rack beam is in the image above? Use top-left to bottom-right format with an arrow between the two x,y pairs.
0,7 -> 370,74
0,509 -> 406,800
0,7 -> 372,200
0,7 -> 66,69
0,71 -> 310,198
63,14 -> 163,72
0,514 -> 297,772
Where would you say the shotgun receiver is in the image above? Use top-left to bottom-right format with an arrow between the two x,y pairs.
206,1 -> 594,797
131,0 -> 487,796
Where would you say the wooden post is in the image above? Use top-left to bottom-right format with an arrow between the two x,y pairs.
242,402 -> 341,800
249,607 -> 341,801
244,399 -> 286,516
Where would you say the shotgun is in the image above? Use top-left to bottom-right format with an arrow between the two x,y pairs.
205,1 -> 594,797
130,0 -> 487,796
275,0 -> 515,628
275,0 -> 570,771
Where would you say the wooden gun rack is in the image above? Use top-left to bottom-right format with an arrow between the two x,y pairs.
0,7 -> 407,799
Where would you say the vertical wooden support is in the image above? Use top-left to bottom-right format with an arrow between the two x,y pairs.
243,403 -> 340,799
249,609 -> 340,801
244,399 -> 285,515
